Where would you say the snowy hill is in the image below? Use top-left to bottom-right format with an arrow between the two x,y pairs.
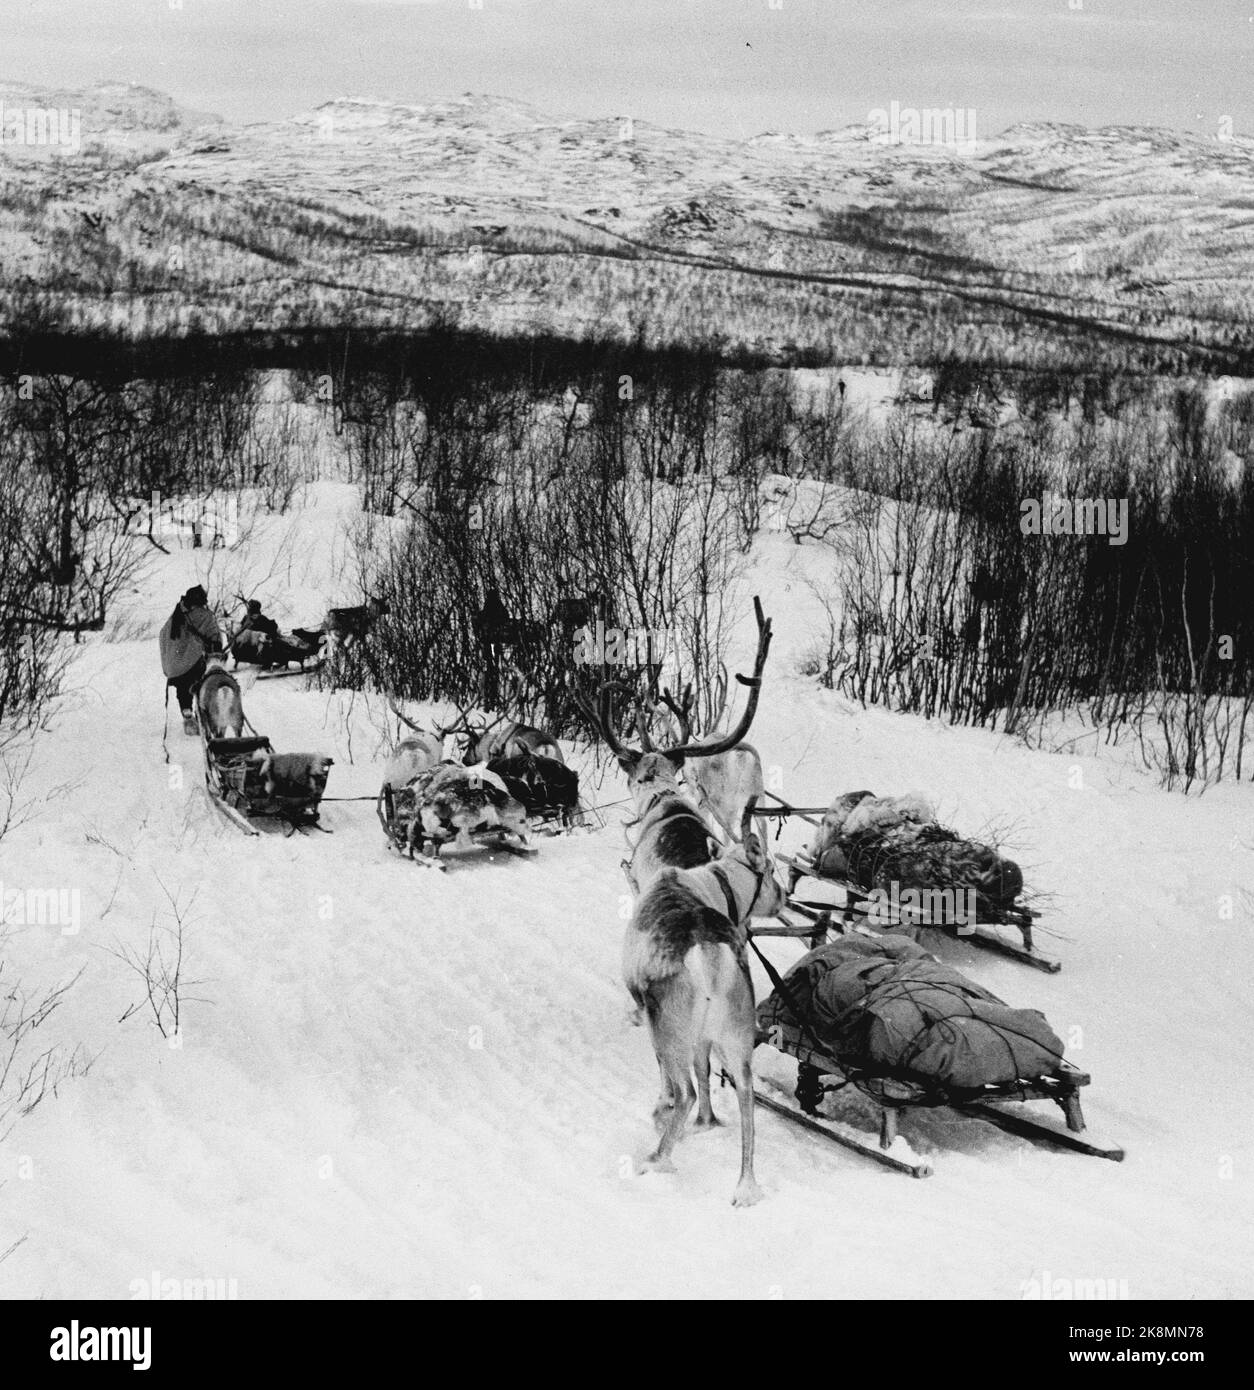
1,84 -> 1252,367
1,483 -> 1252,1298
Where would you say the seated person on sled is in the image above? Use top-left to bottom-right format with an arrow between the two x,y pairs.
231,600 -> 319,670
159,584 -> 224,733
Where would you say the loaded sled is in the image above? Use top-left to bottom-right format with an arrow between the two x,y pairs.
376,765 -> 536,869
748,931 -> 1123,1177
761,790 -> 1059,972
229,626 -> 324,679
781,849 -> 1056,972
754,1019 -> 1123,1179
200,728 -> 328,835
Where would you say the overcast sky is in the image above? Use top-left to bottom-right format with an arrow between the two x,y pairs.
4,0 -> 1251,139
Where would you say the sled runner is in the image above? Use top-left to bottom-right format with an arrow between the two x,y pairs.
200,729 -> 328,834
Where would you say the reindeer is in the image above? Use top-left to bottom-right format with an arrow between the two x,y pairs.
575,679 -> 720,891
197,662 -> 246,740
575,600 -> 782,1203
381,702 -> 528,859
625,830 -> 785,1205
384,701 -> 454,790
322,595 -> 390,651
467,715 -> 564,766
417,701 -> 565,768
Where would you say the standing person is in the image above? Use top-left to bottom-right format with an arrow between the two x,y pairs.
159,585 -> 224,734
477,586 -> 513,707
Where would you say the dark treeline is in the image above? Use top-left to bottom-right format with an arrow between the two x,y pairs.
818,379 -> 1254,790
340,348 -> 758,739
0,327 -> 1250,788
0,325 -> 782,391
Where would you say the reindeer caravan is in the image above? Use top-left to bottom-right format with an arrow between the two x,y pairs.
159,586 -> 335,834
376,702 -> 584,869
577,598 -> 1122,1201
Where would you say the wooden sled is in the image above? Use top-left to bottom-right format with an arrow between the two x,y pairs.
757,791 -> 1059,972
525,803 -> 589,835
376,783 -> 536,869
777,847 -> 1059,973
201,731 -> 327,835
755,1019 -> 1124,1178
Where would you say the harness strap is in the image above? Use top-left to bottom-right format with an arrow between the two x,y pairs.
746,933 -> 833,1064
710,864 -> 742,928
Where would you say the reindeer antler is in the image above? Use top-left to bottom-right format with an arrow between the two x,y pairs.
653,681 -> 695,745
389,699 -> 425,735
431,699 -> 479,739
663,597 -> 772,760
572,680 -> 636,760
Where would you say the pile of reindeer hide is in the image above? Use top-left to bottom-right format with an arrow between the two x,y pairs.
400,764 -> 520,840
757,934 -> 1064,1094
807,791 -> 1024,907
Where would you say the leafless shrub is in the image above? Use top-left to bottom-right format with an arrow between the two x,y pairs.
0,949 -> 90,1141
107,880 -> 208,1042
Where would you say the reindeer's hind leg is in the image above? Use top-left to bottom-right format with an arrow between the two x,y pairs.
645,1063 -> 693,1172
651,1053 -> 676,1135
691,1041 -> 723,1130
711,950 -> 763,1206
726,1056 -> 762,1207
641,978 -> 695,1173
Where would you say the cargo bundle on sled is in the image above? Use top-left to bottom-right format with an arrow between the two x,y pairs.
377,762 -> 536,869
763,788 -> 1057,971
200,729 -> 331,835
750,931 -> 1123,1177
484,749 -> 584,833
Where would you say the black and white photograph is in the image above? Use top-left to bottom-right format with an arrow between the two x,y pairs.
0,0 -> 1250,1335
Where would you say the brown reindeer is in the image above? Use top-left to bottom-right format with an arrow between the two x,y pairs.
323,595 -> 389,650
575,598 -> 782,1203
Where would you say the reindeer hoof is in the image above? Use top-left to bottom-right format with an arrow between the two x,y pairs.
732,1179 -> 764,1208
691,1114 -> 724,1132
639,1154 -> 678,1176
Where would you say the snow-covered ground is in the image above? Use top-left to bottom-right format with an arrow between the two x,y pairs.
1,485 -> 1252,1300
